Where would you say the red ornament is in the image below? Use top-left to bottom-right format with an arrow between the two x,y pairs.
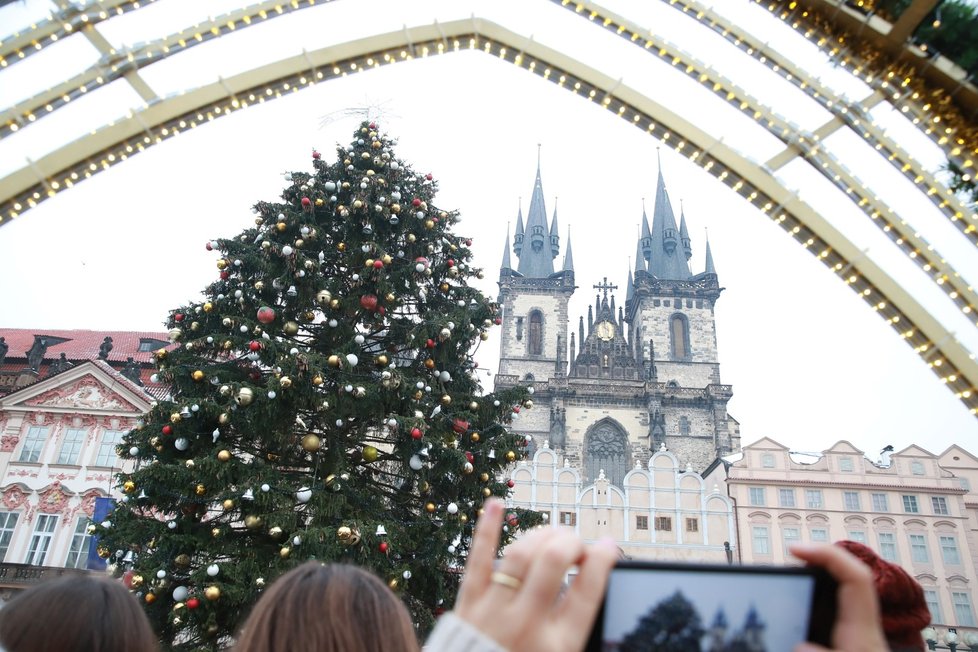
162,425 -> 172,436
447,259 -> 455,268
425,173 -> 433,181
506,512 -> 519,527
507,479 -> 515,488
359,294 -> 379,311
378,542 -> 389,553
464,451 -> 475,464
372,260 -> 384,269
412,198 -> 422,207
301,196 -> 311,208
248,341 -> 261,352
452,419 -> 469,434
425,339 -> 435,349
220,271 -> 230,280
257,307 -> 276,324
186,597 -> 200,609
513,406 -> 521,414
369,122 -> 377,129
411,427 -> 423,440
312,150 -> 321,160
205,242 -> 213,251
465,239 -> 473,246
494,318 -> 502,325
174,313 -> 184,322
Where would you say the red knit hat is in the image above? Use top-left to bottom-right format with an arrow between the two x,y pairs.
836,540 -> 930,651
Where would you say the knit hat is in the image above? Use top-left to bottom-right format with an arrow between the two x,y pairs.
836,540 -> 930,651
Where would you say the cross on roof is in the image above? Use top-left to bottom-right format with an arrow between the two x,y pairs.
593,277 -> 618,298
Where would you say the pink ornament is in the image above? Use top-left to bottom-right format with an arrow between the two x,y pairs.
257,307 -> 276,324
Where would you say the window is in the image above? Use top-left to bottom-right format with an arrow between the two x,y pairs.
909,534 -> 930,564
953,592 -> 977,627
18,426 -> 48,463
138,338 -> 169,352
782,527 -> 801,550
960,477 -> 971,491
878,532 -> 898,562
686,518 -> 699,533
56,427 -> 86,465
527,311 -> 543,355
654,517 -> 672,532
911,461 -> 925,475
778,488 -> 796,508
65,518 -> 92,569
752,526 -> 770,554
940,536 -> 961,565
847,530 -> 867,544
515,317 -> 523,341
811,528 -> 829,542
749,487 -> 766,506
805,489 -> 823,509
0,512 -> 19,561
670,314 -> 689,359
636,515 -> 649,531
932,496 -> 950,516
903,495 -> 920,513
678,417 -> 690,437
95,430 -> 124,467
25,514 -> 58,565
871,493 -> 889,512
839,456 -> 854,472
761,454 -> 775,468
843,491 -> 861,511
559,512 -> 576,526
924,590 -> 943,624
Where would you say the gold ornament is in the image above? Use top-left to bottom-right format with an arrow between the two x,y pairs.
283,321 -> 299,336
175,553 -> 191,567
391,203 -> 401,214
223,340 -> 233,350
195,484 -> 206,496
375,354 -> 389,366
218,413 -> 230,425
145,593 -> 156,604
471,433 -> 480,443
192,370 -> 205,381
203,302 -> 213,313
122,480 -> 136,494
268,526 -> 283,540
324,474 -> 337,488
388,578 -> 399,590
441,395 -> 452,405
222,317 -> 233,328
302,434 -> 321,452
222,499 -> 234,510
254,281 -> 265,291
170,413 -> 182,423
407,233 -> 416,243
327,355 -> 341,367
316,290 -> 332,305
279,376 -> 292,389
424,219 -> 435,229
217,450 -> 231,462
483,488 -> 492,497
424,359 -> 435,369
315,198 -> 324,207
211,527 -> 221,538
425,502 -> 436,513
460,514 -> 468,523
337,526 -> 361,545
219,385 -> 232,396
480,473 -> 490,482
505,451 -> 517,462
204,586 -> 221,601
97,545 -> 111,559
525,400 -> 533,409
312,375 -> 323,386
469,401 -> 479,411
337,242 -> 346,252
295,239 -> 304,248
129,574 -> 144,588
279,546 -> 291,559
362,446 -> 379,462
329,298 -> 340,309
244,515 -> 263,530
480,332 -> 490,341
276,222 -> 287,232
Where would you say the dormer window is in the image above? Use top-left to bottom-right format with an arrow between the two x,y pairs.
138,338 -> 169,352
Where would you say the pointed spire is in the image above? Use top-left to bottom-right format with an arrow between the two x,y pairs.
517,147 -> 555,277
501,223 -> 512,271
513,199 -> 524,257
705,229 -> 717,275
679,200 -> 692,261
640,198 -> 652,264
562,227 -> 574,272
626,266 -> 634,302
549,198 -> 560,259
648,152 -> 692,280
634,237 -> 646,273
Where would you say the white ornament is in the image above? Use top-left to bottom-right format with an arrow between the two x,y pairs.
156,570 -> 167,579
267,391 -> 277,399
174,438 -> 189,451
296,487 -> 312,503
282,246 -> 294,256
261,484 -> 270,492
207,564 -> 220,577
409,455 -> 423,471
354,334 -> 365,345
439,371 -> 452,382
172,586 -> 189,602
403,570 -> 412,579
242,488 -> 255,501
447,503 -> 459,514
293,535 -> 302,546
346,354 -> 359,367
167,521 -> 177,530
129,446 -> 140,456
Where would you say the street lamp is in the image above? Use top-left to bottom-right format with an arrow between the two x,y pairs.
924,627 -> 978,651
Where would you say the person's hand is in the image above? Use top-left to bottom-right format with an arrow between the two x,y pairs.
454,498 -> 617,652
789,543 -> 889,652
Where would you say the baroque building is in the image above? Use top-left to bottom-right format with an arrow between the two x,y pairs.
495,157 -> 740,478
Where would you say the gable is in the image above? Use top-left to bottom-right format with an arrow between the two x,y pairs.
894,444 -> 936,459
939,445 -> 978,467
826,440 -> 864,455
2,363 -> 151,414
23,374 -> 141,412
743,436 -> 789,451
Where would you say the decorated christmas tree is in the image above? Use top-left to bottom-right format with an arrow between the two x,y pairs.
95,121 -> 539,650
618,591 -> 705,652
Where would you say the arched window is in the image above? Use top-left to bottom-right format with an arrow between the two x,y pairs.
584,419 -> 629,487
528,311 -> 543,355
670,314 -> 690,360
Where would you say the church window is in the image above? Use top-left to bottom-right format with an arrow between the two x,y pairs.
515,317 -> 523,341
686,518 -> 699,533
663,300 -> 670,307
670,314 -> 690,360
636,515 -> 649,530
559,511 -> 576,526
584,420 -> 629,487
654,517 -> 672,532
679,416 -> 690,436
528,311 -> 543,355
653,299 -> 660,307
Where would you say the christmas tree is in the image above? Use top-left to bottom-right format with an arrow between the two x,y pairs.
618,590 -> 705,652
95,121 -> 539,650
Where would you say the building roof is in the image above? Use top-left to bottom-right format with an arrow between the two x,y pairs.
0,328 -> 172,367
514,154 -> 558,278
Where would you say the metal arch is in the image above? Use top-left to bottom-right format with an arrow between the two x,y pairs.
0,17 -> 975,416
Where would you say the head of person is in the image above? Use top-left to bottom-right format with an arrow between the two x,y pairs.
234,561 -> 419,652
836,540 -> 930,651
0,574 -> 158,652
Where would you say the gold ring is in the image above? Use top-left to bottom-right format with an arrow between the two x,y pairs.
490,571 -> 522,590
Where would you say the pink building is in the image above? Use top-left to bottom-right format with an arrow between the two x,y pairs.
705,437 -> 978,643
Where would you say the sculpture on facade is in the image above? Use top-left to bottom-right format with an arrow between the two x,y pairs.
98,336 -> 113,360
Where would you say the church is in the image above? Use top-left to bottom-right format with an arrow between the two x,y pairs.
497,157 -> 741,559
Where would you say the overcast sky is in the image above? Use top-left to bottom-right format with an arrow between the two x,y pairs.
1,0 -> 976,461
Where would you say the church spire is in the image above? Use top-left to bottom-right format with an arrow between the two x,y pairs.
705,230 -> 717,276
634,237 -> 646,274
562,227 -> 574,272
679,200 -> 692,261
501,223 -> 512,272
648,151 -> 692,280
513,199 -> 524,258
626,266 -> 634,302
516,146 -> 556,278
550,198 -> 560,259
640,198 -> 652,265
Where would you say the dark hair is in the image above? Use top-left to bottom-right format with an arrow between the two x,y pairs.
0,574 -> 158,652
234,562 -> 419,652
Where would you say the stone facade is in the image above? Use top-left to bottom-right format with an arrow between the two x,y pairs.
705,437 -> 978,638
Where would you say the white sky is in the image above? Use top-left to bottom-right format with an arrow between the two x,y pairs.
1,0 -> 977,461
